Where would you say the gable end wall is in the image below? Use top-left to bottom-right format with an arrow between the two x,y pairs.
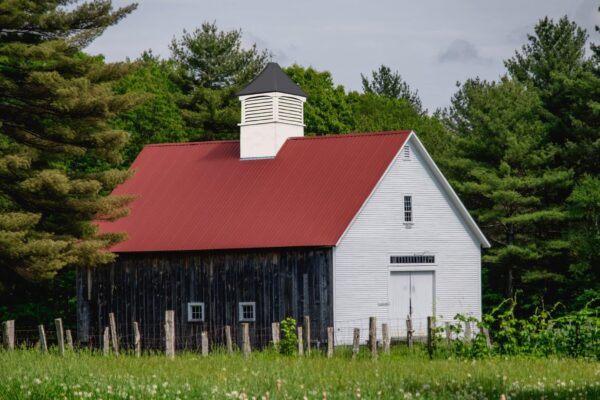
333,135 -> 482,342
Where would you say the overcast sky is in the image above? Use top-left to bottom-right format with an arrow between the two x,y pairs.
87,0 -> 599,111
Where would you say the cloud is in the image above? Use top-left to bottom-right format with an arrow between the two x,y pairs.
438,39 -> 491,64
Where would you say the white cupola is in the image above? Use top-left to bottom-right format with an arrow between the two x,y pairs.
237,62 -> 307,159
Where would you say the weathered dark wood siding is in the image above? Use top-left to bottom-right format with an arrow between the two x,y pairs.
77,247 -> 333,350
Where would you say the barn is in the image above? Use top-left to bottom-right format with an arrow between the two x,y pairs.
77,63 -> 490,349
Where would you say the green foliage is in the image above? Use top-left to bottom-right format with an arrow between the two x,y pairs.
440,299 -> 600,360
169,21 -> 270,140
279,317 -> 298,356
112,54 -> 189,164
284,65 -> 354,134
361,64 -> 423,113
0,0 -> 140,283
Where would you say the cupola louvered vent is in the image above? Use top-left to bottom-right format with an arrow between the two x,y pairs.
243,95 -> 274,124
278,96 -> 303,125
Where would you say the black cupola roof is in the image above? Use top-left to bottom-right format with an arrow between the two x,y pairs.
236,62 -> 308,97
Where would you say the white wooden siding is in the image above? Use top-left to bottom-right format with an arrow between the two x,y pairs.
333,135 -> 482,343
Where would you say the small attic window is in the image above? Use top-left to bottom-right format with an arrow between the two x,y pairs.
403,145 -> 411,160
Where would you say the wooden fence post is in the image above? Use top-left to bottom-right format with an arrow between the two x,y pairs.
352,328 -> 360,359
427,316 -> 434,359
271,322 -> 280,349
225,325 -> 233,354
369,317 -> 377,359
241,323 -> 251,358
65,329 -> 74,350
2,320 -> 15,350
303,315 -> 311,355
326,327 -> 334,358
445,322 -> 452,345
406,317 -> 413,348
133,322 -> 141,357
165,310 -> 175,359
480,325 -> 492,349
201,331 -> 209,357
38,325 -> 47,353
108,312 -> 119,356
54,318 -> 65,356
297,326 -> 304,356
382,323 -> 390,355
103,327 -> 110,356
464,321 -> 472,342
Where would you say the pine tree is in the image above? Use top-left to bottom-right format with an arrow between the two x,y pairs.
361,65 -> 423,113
169,22 -> 270,140
446,78 -> 573,309
0,0 -> 139,282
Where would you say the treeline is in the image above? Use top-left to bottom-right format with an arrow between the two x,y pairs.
0,1 -> 599,325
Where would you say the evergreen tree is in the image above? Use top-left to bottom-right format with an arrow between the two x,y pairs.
361,65 -> 423,113
445,78 -> 572,309
0,0 -> 139,282
169,22 -> 270,140
505,16 -> 600,177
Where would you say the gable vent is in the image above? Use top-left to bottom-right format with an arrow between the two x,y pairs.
278,96 -> 303,125
243,95 -> 274,124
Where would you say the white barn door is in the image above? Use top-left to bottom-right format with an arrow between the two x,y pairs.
389,271 -> 434,335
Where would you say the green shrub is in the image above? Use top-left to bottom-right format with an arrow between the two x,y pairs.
279,317 -> 298,355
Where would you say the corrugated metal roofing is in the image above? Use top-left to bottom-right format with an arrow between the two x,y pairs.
236,62 -> 308,97
98,131 -> 411,252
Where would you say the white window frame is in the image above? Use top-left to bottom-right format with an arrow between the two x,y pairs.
187,302 -> 205,322
403,194 -> 414,225
239,302 -> 256,322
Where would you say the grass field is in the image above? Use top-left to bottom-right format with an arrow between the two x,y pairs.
0,347 -> 599,399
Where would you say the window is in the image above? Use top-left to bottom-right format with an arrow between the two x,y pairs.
239,302 -> 256,322
390,255 -> 435,264
187,302 -> 204,322
404,195 -> 413,223
403,145 -> 411,160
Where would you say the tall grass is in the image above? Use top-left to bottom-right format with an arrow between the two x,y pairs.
1,346 -> 599,399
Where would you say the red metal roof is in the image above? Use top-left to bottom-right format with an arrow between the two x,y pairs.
98,131 -> 411,252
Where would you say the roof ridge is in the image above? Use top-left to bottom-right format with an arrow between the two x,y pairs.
290,130 -> 412,141
143,130 -> 412,148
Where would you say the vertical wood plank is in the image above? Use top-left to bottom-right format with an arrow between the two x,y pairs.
2,320 -> 15,350
297,326 -> 304,356
38,325 -> 47,353
241,323 -> 251,358
406,317 -> 413,348
326,327 -> 334,358
108,312 -> 119,356
201,331 -> 208,357
225,325 -> 233,354
54,318 -> 65,356
369,317 -> 377,359
382,323 -> 390,355
352,328 -> 360,359
303,315 -> 311,355
133,321 -> 141,357
165,310 -> 175,359
271,322 -> 280,348
103,327 -> 110,356
427,316 -> 434,359
65,329 -> 74,350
